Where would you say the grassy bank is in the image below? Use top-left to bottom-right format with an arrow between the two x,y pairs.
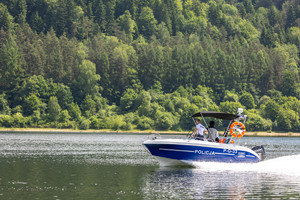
0,128 -> 300,137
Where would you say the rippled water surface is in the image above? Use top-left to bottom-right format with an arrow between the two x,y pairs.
0,133 -> 300,200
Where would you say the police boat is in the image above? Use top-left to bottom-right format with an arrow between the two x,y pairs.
143,109 -> 266,166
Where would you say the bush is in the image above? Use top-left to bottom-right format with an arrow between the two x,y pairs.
263,100 -> 280,121
245,112 -> 272,131
68,103 -> 81,121
57,121 -> 76,129
103,115 -> 127,130
0,93 -> 11,115
223,90 -> 239,102
58,110 -> 71,123
28,110 -> 44,127
79,118 -> 90,130
156,112 -> 178,130
23,94 -> 45,116
276,109 -> 299,131
89,116 -> 101,129
124,112 -> 139,126
12,113 -> 29,128
120,89 -> 138,111
0,115 -> 13,127
156,116 -> 173,130
258,95 -> 271,106
239,92 -> 255,109
137,117 -> 154,130
163,99 -> 175,113
81,95 -> 97,117
120,122 -> 132,130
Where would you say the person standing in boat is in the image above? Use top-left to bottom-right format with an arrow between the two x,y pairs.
191,119 -> 207,140
207,121 -> 219,142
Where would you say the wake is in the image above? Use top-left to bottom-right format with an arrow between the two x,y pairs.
192,154 -> 300,176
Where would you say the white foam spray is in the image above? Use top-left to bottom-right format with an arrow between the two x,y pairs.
191,154 -> 300,176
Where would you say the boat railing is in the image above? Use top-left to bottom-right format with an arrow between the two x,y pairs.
147,133 -> 161,140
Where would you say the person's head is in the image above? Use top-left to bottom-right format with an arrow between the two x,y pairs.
196,119 -> 201,124
209,121 -> 215,128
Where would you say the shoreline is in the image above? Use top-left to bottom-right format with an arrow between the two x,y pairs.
0,128 -> 300,137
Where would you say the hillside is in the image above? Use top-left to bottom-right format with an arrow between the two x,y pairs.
0,0 -> 299,132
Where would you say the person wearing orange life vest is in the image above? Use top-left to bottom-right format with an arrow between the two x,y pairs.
191,119 -> 207,140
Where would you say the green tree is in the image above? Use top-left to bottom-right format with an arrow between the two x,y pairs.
268,6 -> 278,27
79,118 -> 90,130
15,26 -> 46,77
208,3 -> 223,27
58,110 -> 71,123
68,102 -> 81,121
137,7 -> 157,38
0,3 -> 14,31
30,11 -> 44,33
93,0 -> 106,31
120,88 -> 138,111
276,109 -> 299,131
109,43 -> 137,102
81,95 -> 97,118
56,84 -> 73,110
0,93 -> 10,115
137,116 -> 154,130
156,112 -> 177,130
263,100 -> 280,121
117,10 -> 137,42
55,0 -> 77,36
223,90 -> 239,102
15,0 -> 27,25
135,90 -> 151,113
105,0 -> 116,34
138,44 -> 165,89
245,111 -> 272,131
0,37 -> 23,92
240,92 -> 255,109
156,22 -> 170,45
260,26 -> 276,48
43,28 -> 64,83
212,48 -> 226,102
23,94 -> 46,116
243,0 -> 254,14
72,60 -> 100,103
286,5 -> 296,29
281,71 -> 296,97
48,96 -> 61,121
289,27 -> 300,46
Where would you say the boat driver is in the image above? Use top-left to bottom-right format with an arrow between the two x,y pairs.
191,119 -> 207,140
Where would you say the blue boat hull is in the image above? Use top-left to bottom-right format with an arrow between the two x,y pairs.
143,139 -> 259,165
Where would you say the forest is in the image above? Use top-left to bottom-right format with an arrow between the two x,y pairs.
0,0 -> 299,132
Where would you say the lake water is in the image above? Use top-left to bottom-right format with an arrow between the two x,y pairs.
0,133 -> 300,200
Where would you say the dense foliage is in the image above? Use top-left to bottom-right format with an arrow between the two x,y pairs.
0,0 -> 299,132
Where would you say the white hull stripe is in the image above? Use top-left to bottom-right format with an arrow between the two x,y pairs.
246,155 -> 255,158
215,152 -> 235,156
159,148 -> 235,156
159,148 -> 195,153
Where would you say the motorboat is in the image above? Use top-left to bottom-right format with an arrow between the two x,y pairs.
143,109 -> 266,166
